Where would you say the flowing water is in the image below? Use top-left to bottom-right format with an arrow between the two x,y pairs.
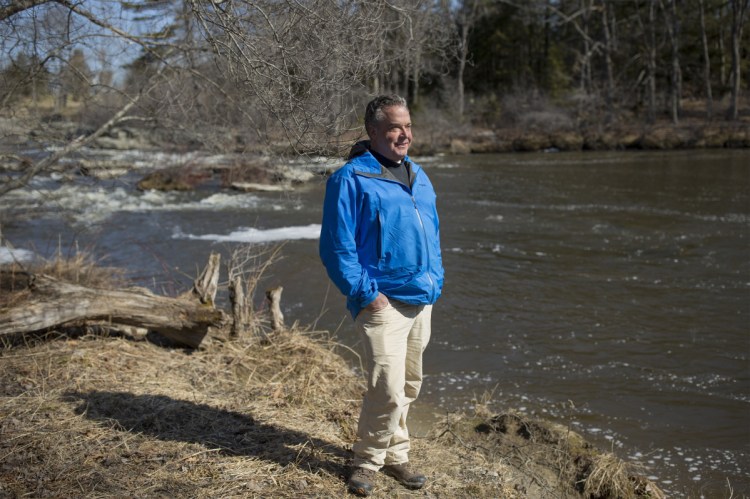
2,149 -> 748,497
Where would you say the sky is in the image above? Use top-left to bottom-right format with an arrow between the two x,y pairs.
1,0 -> 179,85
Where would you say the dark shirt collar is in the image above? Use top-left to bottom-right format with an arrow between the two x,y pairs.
369,148 -> 402,169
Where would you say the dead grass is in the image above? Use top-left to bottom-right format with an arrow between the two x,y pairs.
0,244 -> 125,310
2,241 -> 124,287
0,328 -> 524,498
0,330 -> 351,497
0,329 -> 665,498
582,453 -> 666,499
435,412 -> 666,499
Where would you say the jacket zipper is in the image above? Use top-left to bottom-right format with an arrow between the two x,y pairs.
411,194 -> 435,299
359,166 -> 437,300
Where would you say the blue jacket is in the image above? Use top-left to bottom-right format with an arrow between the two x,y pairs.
319,150 -> 444,319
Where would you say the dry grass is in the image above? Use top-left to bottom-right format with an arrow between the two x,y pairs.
0,330 -> 354,498
435,412 -> 666,499
0,334 -> 664,498
582,453 -> 666,499
1,242 -> 125,288
0,244 -> 125,311
0,328 -> 524,498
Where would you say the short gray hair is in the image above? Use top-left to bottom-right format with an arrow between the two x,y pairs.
364,94 -> 408,132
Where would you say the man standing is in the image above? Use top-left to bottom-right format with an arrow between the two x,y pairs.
319,95 -> 444,496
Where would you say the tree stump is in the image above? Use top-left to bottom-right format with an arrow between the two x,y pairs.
265,286 -> 284,332
229,275 -> 247,337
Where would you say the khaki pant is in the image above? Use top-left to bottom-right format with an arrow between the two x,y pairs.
352,300 -> 432,471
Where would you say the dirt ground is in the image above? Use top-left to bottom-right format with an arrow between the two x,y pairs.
0,327 -> 664,498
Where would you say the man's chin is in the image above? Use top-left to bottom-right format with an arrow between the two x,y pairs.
394,147 -> 409,159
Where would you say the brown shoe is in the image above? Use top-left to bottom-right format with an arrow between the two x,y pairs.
348,467 -> 377,496
382,463 -> 427,489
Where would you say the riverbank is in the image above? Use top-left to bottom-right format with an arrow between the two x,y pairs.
2,112 -> 747,198
1,112 -> 748,158
0,330 -> 665,498
413,119 -> 750,156
0,256 -> 665,498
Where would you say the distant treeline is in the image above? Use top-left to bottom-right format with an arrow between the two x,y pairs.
0,0 -> 747,153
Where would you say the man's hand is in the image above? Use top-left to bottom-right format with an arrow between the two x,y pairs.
366,293 -> 389,312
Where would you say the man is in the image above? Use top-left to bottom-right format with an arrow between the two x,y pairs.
319,95 -> 444,496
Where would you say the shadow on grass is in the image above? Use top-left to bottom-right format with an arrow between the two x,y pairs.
66,390 -> 350,479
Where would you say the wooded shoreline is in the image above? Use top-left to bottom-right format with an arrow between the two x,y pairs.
2,113 -> 748,163
415,120 -> 750,156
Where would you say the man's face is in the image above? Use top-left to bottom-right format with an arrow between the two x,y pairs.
368,105 -> 412,162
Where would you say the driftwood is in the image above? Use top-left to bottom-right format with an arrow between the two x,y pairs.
231,182 -> 291,192
186,252 -> 221,305
0,253 -> 226,348
265,286 -> 285,331
229,275 -> 246,337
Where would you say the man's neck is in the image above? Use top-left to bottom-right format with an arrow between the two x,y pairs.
370,148 -> 411,186
370,149 -> 402,169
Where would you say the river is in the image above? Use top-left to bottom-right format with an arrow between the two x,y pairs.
2,148 -> 748,497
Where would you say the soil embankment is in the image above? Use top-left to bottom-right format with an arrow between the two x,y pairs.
413,120 -> 750,156
2,114 -> 748,156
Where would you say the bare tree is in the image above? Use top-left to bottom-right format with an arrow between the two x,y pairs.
634,0 -> 658,124
0,0 -> 403,195
188,0 -> 390,151
698,0 -> 713,119
454,0 -> 481,118
657,0 -> 682,124
405,0 -> 453,107
600,0 -> 614,121
726,0 -> 748,120
579,0 -> 595,94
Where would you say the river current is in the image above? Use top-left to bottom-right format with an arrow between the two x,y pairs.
2,149 -> 748,497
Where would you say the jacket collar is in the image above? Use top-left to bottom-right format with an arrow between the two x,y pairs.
351,150 -> 418,175
351,151 -> 419,188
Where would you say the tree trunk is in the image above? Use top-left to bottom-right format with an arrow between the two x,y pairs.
660,0 -> 682,124
646,0 -> 657,123
544,2 -> 550,78
727,0 -> 748,120
698,0 -> 713,120
0,255 -> 225,348
457,21 -> 469,118
455,0 -> 479,119
671,0 -> 682,123
580,0 -> 593,94
412,46 -> 422,107
718,14 -> 726,87
600,0 -> 615,121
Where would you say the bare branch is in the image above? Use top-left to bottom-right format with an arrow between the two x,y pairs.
0,0 -> 51,21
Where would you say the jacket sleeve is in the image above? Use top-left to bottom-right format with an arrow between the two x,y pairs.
434,207 -> 445,291
319,173 -> 379,310
429,179 -> 445,291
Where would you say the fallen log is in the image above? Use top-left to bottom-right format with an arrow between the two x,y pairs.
0,254 -> 226,348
